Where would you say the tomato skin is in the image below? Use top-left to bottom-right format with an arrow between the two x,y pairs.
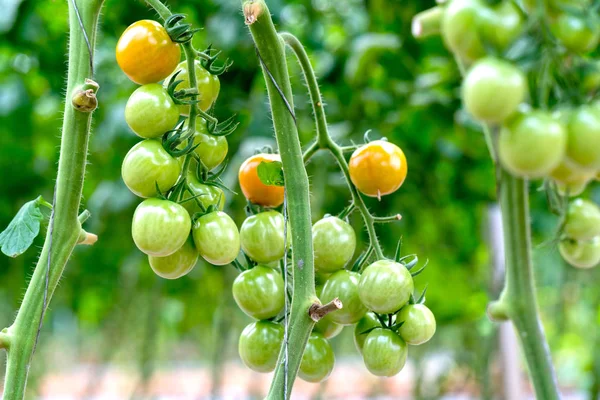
354,312 -> 381,354
165,60 -> 220,115
498,110 -> 567,178
551,13 -> 600,53
148,236 -> 198,279
122,140 -> 181,198
313,315 -> 343,339
240,211 -> 286,263
349,140 -> 408,198
559,237 -> 600,269
298,333 -> 335,383
462,58 -> 526,123
564,199 -> 600,241
556,180 -> 589,197
125,84 -> 179,139
181,173 -> 225,217
132,198 -> 191,257
190,119 -> 228,170
192,211 -> 240,266
232,265 -> 285,319
116,20 -> 180,85
551,158 -> 595,185
442,0 -> 486,61
396,304 -> 436,345
362,328 -> 408,377
313,216 -> 356,273
320,270 -> 367,325
239,153 -> 285,207
238,321 -> 284,373
479,1 -> 524,51
358,260 -> 414,314
566,106 -> 600,170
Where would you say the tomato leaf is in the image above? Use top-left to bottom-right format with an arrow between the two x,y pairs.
257,161 -> 284,187
0,196 -> 50,258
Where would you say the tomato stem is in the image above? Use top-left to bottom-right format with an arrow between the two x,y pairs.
1,1 -> 104,398
308,298 -> 343,322
281,32 -> 387,260
411,6 -> 443,39
243,2 -> 317,398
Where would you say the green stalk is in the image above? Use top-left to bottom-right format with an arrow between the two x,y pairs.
492,170 -> 560,399
2,1 -> 104,398
281,32 -> 385,259
243,2 -> 317,398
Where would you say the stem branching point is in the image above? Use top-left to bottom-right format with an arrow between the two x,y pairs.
308,299 -> 343,322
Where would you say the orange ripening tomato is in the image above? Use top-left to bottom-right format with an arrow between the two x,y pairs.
116,20 -> 181,85
349,140 -> 408,198
239,153 -> 285,207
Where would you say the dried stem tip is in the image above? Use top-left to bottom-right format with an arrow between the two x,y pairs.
243,1 -> 263,25
309,298 -> 343,322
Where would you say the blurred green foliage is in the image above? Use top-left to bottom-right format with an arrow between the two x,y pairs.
0,0 -> 599,397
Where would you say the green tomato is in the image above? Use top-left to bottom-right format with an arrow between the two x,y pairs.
559,237 -> 600,269
313,216 -> 356,273
442,0 -> 486,61
192,211 -> 240,265
550,158 -> 595,185
132,198 -> 191,257
396,304 -> 436,345
556,180 -> 589,197
313,315 -> 343,339
580,61 -> 600,94
362,328 -> 408,377
564,199 -> 600,241
462,58 -> 526,123
298,333 -> 335,383
181,173 -> 225,217
354,312 -> 381,354
125,83 -> 179,139
358,260 -> 414,314
566,106 -> 600,170
238,321 -> 283,373
232,265 -> 285,320
499,110 -> 567,178
122,140 -> 181,198
165,60 -> 220,115
192,119 -> 228,170
478,1 -> 524,51
551,13 -> 600,53
148,236 -> 198,279
320,270 -> 367,325
240,211 -> 286,264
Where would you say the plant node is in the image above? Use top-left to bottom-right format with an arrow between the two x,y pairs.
308,298 -> 343,322
243,1 -> 263,25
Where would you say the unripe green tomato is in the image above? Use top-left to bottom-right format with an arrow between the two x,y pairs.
148,236 -> 198,279
556,179 -> 589,197
550,158 -> 596,186
182,173 -> 225,217
442,0 -> 486,61
564,199 -> 600,241
580,61 -> 600,93
313,315 -> 344,339
238,321 -> 283,373
313,216 -> 356,273
240,211 -> 286,264
498,110 -> 567,178
125,83 -> 179,139
396,304 -> 436,345
362,328 -> 408,377
478,1 -> 524,51
320,270 -> 367,325
354,312 -> 381,354
462,58 -> 526,123
559,237 -> 600,269
566,106 -> 600,170
132,198 -> 191,257
551,13 -> 600,53
122,140 -> 181,198
298,333 -> 335,383
232,265 -> 285,320
165,60 -> 220,115
179,119 -> 229,171
192,211 -> 240,265
358,260 -> 414,314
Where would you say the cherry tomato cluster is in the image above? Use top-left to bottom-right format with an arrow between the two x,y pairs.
559,199 -> 600,268
117,19 -> 237,279
235,141 -> 435,381
440,0 -> 600,268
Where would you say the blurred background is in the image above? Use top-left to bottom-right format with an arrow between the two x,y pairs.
0,0 -> 599,398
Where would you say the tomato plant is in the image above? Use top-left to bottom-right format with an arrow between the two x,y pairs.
238,321 -> 284,373
298,333 -> 335,383
232,265 -> 285,319
396,304 -> 437,345
559,237 -> 600,269
192,211 -> 240,266
358,260 -> 414,314
320,270 -> 367,325
165,60 -> 220,115
362,328 -> 408,377
116,20 -> 180,84
148,236 -> 198,279
312,216 -> 356,273
353,312 -> 381,354
240,211 -> 286,264
564,199 -> 600,240
125,83 -> 180,139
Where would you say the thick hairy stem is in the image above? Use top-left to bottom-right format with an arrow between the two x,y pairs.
494,170 -> 560,399
2,1 -> 104,399
243,2 -> 316,399
281,32 -> 385,259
